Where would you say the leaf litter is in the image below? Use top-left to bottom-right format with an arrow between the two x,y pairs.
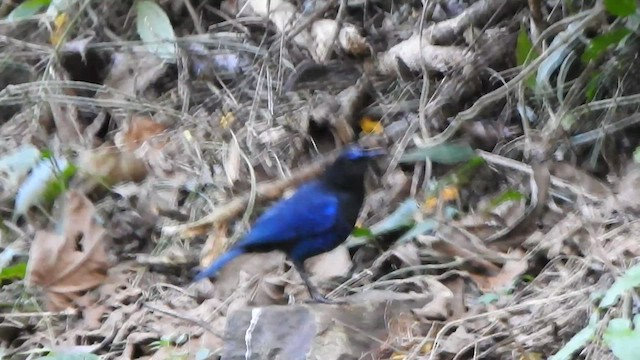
1,0 -> 640,359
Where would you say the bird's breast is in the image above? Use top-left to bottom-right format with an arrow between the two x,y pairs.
336,190 -> 364,223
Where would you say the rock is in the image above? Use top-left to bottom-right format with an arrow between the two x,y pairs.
222,291 -> 430,360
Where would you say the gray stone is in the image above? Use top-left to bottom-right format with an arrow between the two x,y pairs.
222,291 -> 430,360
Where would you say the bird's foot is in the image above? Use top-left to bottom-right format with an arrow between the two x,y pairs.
293,260 -> 348,304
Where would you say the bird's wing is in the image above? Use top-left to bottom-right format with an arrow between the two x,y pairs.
236,181 -> 339,247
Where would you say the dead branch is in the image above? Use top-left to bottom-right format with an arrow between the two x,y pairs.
162,154 -> 336,238
427,0 -> 527,45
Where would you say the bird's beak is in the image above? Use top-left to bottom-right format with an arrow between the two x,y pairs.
363,147 -> 386,158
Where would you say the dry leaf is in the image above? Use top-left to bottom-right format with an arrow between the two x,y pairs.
468,249 -> 528,292
48,64 -> 83,145
100,51 -> 167,99
549,162 -> 611,199
338,24 -> 369,56
611,163 -> 640,212
440,326 -> 476,355
77,145 -> 148,188
424,185 -> 459,212
307,245 -> 352,282
311,20 -> 369,60
377,35 -> 468,74
523,212 -> 583,258
212,252 -> 285,302
223,139 -> 241,185
220,111 -> 236,129
199,223 -> 229,268
442,276 -> 467,320
413,277 -> 453,320
115,115 -> 168,152
372,242 -> 421,273
425,227 -> 503,274
247,0 -> 315,59
50,13 -> 70,46
26,191 -> 109,311
78,116 -> 167,189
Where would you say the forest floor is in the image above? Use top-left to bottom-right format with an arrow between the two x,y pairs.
1,0 -> 640,359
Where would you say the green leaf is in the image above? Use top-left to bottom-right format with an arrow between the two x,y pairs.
603,316 -> 640,360
550,313 -> 599,360
351,227 -> 373,238
516,24 -> 539,66
0,262 -> 27,281
41,162 -> 77,205
345,199 -> 418,248
560,113 -> 577,131
516,25 -> 538,89
135,0 -> 177,61
600,263 -> 640,308
397,219 -> 438,243
14,157 -> 70,217
521,274 -> 535,283
7,0 -> 51,21
581,28 -> 632,63
477,293 -> 499,305
40,149 -> 53,160
399,144 -> 476,165
369,199 -> 418,235
489,190 -> 526,209
440,156 -> 486,187
604,0 -> 636,17
585,73 -> 603,102
634,146 -> 640,164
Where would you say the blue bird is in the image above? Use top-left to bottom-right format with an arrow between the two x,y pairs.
193,145 -> 384,302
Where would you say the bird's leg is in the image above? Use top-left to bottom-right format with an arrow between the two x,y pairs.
292,260 -> 334,303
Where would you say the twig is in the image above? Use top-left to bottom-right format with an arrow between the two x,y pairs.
416,8 -> 602,149
477,150 -> 605,202
285,0 -> 337,42
427,0 -> 527,45
320,0 -> 347,62
143,303 -> 224,338
162,154 -> 336,238
2,308 -> 78,318
182,0 -> 205,34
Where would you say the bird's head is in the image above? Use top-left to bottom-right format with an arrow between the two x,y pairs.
340,146 -> 386,161
323,145 -> 385,190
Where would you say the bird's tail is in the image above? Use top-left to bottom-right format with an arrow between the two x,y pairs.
192,247 -> 245,282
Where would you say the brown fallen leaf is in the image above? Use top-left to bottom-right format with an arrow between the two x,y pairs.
441,275 -> 467,320
307,245 -> 352,283
439,326 -> 477,356
48,62 -> 83,146
549,162 -> 611,199
210,252 -> 285,304
26,191 -> 109,311
423,231 -> 502,274
78,116 -> 167,189
467,249 -> 528,292
199,223 -> 229,269
371,242 -> 421,273
100,51 -> 168,100
78,145 -> 148,188
413,277 -> 453,320
115,114 -> 168,152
